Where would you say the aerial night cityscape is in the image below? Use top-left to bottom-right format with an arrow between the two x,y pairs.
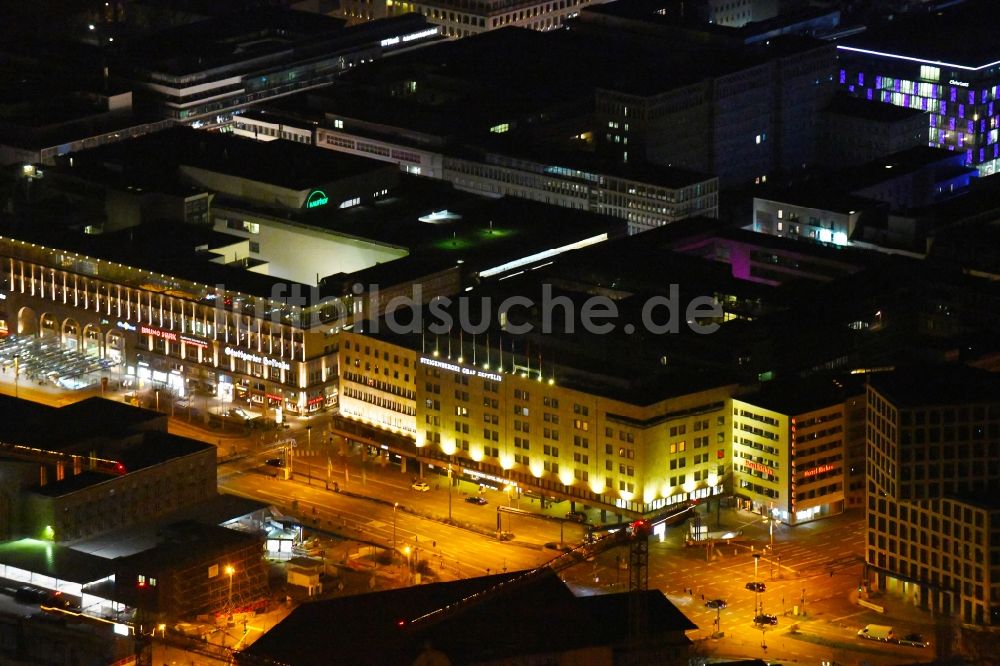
2,0 -> 1000,665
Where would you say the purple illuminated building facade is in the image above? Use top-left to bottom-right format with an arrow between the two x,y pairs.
835,0 -> 1000,175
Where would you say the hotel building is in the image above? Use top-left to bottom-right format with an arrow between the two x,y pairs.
866,365 -> 1000,626
730,376 -> 863,525
337,330 -> 737,519
836,0 -> 1000,175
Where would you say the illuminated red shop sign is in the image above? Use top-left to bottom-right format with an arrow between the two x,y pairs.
140,325 -> 177,342
307,396 -> 325,405
802,463 -> 835,478
744,460 -> 772,475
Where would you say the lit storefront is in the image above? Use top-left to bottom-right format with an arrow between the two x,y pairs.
0,237 -> 338,416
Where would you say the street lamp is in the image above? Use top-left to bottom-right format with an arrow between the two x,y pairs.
447,463 -> 453,521
753,553 -> 761,615
403,545 -> 412,574
392,502 -> 399,562
224,565 -> 235,610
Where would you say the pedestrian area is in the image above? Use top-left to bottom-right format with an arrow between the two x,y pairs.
0,335 -> 115,389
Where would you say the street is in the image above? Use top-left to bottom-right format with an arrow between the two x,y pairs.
0,375 -> 942,665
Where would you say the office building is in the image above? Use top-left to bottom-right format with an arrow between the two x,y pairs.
820,95 -> 929,169
386,0 -> 598,38
116,9 -> 440,121
0,396 -> 214,543
576,4 -> 837,186
2,128 -> 620,415
752,147 -> 978,252
230,28 -> 720,234
836,0 -> 1000,175
865,365 -> 1000,626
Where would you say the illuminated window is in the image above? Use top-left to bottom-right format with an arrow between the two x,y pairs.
920,65 -> 940,81
334,119 -> 344,129
490,123 -> 510,133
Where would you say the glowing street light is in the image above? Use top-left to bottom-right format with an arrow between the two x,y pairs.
392,502 -> 399,562
225,565 -> 235,609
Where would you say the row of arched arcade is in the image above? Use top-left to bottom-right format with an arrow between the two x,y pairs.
16,306 -> 125,362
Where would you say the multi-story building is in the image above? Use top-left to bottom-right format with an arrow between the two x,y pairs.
730,375 -> 864,525
118,10 -> 440,122
820,95 -> 929,169
384,0 -> 597,38
338,329 -> 737,519
865,365 -> 1000,626
3,128 -> 620,416
836,0 -> 1000,175
580,6 -> 837,186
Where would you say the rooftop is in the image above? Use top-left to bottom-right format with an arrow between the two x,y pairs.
121,7 -> 347,78
838,0 -> 1000,70
239,569 -> 693,666
0,539 -> 114,584
71,494 -> 270,559
27,430 -> 213,498
867,364 -> 1000,408
737,373 -> 867,416
69,126 -> 393,193
0,396 -> 162,451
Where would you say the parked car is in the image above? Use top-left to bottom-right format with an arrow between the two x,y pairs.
754,614 -> 778,626
899,633 -> 928,648
705,599 -> 727,609
465,496 -> 488,505
411,481 -> 430,492
745,581 -> 766,592
264,458 -> 285,468
565,510 -> 588,523
230,407 -> 258,420
14,586 -> 48,604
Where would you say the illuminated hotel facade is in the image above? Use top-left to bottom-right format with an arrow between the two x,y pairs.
731,386 -> 861,525
836,4 -> 1000,176
338,331 -> 735,518
336,330 -> 862,522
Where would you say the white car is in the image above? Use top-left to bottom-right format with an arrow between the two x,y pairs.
411,481 -> 430,492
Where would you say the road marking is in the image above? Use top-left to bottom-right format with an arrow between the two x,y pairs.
830,610 -> 867,622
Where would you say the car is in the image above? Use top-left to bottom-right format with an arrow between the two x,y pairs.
565,510 -> 588,523
264,458 -> 285,468
411,481 -> 430,492
14,585 -> 48,604
705,599 -> 727,609
754,614 -> 778,626
465,496 -> 488,505
230,407 -> 259,420
899,633 -> 928,648
745,582 -> 766,592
